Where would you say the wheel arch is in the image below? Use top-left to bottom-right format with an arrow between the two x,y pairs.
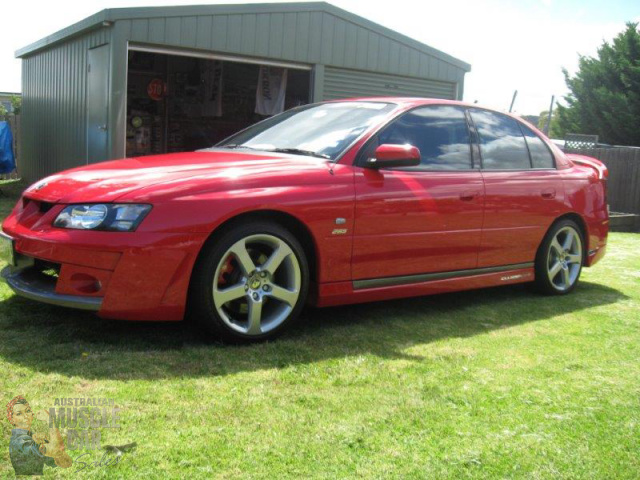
539,212 -> 589,261
192,209 -> 319,285
555,212 -> 588,242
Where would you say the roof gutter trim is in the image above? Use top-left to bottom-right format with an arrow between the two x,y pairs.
15,10 -> 109,58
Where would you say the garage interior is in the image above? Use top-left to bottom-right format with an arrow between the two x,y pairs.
126,50 -> 312,157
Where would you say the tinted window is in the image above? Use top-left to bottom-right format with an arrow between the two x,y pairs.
373,106 -> 472,170
470,110 -> 531,170
519,123 -> 555,168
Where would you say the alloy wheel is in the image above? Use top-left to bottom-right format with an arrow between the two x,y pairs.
212,234 -> 301,335
546,226 -> 582,291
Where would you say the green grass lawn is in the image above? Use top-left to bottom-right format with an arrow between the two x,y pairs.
0,179 -> 638,479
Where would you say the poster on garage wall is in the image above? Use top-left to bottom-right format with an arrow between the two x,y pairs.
203,60 -> 223,117
255,66 -> 288,116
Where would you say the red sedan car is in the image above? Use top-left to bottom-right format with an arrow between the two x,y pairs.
1,98 -> 608,342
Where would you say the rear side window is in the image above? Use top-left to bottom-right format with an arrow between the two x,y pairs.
374,106 -> 472,170
519,123 -> 555,168
470,110 -> 531,170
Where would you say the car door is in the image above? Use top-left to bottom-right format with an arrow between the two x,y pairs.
352,105 -> 485,282
467,108 -> 566,268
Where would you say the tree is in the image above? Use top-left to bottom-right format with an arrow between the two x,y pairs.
556,22 -> 640,146
521,114 -> 540,127
537,109 -> 565,139
10,95 -> 21,115
0,95 -> 21,119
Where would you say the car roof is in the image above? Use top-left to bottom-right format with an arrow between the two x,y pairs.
330,96 -> 523,117
331,96 -> 543,131
328,97 -> 463,107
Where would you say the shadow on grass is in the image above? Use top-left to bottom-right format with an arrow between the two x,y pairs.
0,280 -> 627,379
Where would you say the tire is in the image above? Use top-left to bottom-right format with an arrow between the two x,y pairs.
189,221 -> 309,343
534,219 -> 584,295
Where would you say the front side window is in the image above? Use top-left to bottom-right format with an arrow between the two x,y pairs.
363,105 -> 473,170
217,102 -> 396,160
519,123 -> 555,168
470,110 -> 531,170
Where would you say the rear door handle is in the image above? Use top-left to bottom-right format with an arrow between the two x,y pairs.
541,188 -> 556,199
460,190 -> 480,201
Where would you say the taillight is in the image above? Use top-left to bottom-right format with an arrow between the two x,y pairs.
567,154 -> 608,180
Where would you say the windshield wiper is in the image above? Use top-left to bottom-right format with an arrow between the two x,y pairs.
267,148 -> 331,159
218,145 -> 330,159
218,144 -> 260,150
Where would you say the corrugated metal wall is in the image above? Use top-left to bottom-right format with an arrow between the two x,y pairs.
116,11 -> 465,85
323,66 -> 456,100
19,5 -> 469,181
20,28 -> 110,182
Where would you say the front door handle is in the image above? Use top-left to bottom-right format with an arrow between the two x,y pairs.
460,190 -> 480,201
541,188 -> 556,199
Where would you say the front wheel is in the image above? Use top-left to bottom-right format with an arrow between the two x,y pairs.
534,219 -> 584,295
189,222 -> 309,343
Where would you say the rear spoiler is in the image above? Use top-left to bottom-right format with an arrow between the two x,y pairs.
566,154 -> 609,180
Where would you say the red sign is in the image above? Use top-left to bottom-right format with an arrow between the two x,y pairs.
147,79 -> 166,101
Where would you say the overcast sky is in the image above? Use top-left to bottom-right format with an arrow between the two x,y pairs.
1,0 -> 637,115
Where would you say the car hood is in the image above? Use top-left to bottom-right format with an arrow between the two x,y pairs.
23,150 -> 331,203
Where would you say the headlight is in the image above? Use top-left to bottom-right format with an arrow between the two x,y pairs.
53,204 -> 152,232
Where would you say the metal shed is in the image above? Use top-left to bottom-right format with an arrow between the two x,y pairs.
15,2 -> 470,182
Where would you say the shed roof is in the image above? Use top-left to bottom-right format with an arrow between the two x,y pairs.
15,2 -> 470,71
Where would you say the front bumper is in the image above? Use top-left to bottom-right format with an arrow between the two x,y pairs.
586,244 -> 607,267
0,226 -> 208,321
1,266 -> 102,311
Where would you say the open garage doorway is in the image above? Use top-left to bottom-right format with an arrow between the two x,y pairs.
125,48 -> 312,157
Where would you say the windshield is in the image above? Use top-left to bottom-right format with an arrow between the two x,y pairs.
216,101 -> 396,160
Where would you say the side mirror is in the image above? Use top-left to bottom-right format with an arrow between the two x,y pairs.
365,144 -> 421,169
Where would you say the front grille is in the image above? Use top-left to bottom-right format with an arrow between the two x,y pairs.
34,259 -> 61,278
38,201 -> 55,213
21,197 -> 55,213
16,198 -> 58,229
5,260 -> 61,296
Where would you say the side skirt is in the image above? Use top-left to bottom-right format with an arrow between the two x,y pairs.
353,262 -> 533,290
315,264 -> 535,308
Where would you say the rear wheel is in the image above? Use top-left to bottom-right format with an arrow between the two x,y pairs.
190,222 -> 309,343
534,219 -> 584,295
